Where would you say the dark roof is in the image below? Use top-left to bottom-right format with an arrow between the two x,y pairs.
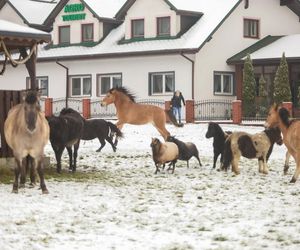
280,0 -> 300,19
227,35 -> 284,65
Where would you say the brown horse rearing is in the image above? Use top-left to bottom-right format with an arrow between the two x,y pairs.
4,90 -> 50,193
265,104 -> 300,183
101,87 -> 180,140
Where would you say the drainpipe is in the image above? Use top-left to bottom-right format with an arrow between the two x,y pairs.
56,61 -> 69,108
180,53 -> 195,100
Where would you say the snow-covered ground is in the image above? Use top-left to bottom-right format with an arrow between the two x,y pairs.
1,123 -> 300,250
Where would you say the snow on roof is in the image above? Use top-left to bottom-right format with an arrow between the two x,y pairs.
39,0 -> 240,59
0,19 -> 50,36
83,0 -> 127,19
246,34 -> 300,60
8,0 -> 59,24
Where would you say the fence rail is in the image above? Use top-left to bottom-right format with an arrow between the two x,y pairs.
194,99 -> 232,121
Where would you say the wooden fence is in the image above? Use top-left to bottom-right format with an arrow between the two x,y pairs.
0,90 -> 22,158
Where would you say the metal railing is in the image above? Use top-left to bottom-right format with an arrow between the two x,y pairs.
194,99 -> 232,121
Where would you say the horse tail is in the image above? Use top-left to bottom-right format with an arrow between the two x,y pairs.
165,109 -> 183,127
222,137 -> 232,170
107,122 -> 123,139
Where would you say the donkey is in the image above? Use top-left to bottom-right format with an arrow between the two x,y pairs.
4,90 -> 50,194
60,108 -> 123,152
47,109 -> 84,173
222,127 -> 283,175
150,137 -> 179,174
166,135 -> 202,168
205,122 -> 232,169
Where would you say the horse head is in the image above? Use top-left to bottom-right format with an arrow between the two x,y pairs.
150,137 -> 161,150
265,104 -> 281,128
101,89 -> 116,106
23,90 -> 41,133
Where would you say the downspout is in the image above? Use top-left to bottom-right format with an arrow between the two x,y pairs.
56,61 -> 69,108
180,53 -> 195,99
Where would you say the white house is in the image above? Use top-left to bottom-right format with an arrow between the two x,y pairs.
0,0 -> 300,106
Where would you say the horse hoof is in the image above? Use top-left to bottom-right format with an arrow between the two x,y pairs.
42,189 -> 49,194
290,177 -> 297,183
29,183 -> 36,188
12,189 -> 18,194
19,184 -> 25,188
96,149 -> 100,152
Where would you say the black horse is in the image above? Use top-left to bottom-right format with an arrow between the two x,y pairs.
166,135 -> 202,168
47,110 -> 84,173
205,122 -> 232,169
60,108 -> 123,152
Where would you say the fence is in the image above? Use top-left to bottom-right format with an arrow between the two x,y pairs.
0,90 -> 22,157
194,99 -> 232,121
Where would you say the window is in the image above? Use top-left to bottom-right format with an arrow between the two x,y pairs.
157,17 -> 170,37
131,19 -> 144,38
97,74 -> 122,96
82,23 -> 94,42
214,72 -> 234,95
244,18 -> 259,38
26,76 -> 49,97
59,26 -> 70,44
149,72 -> 175,95
70,75 -> 92,97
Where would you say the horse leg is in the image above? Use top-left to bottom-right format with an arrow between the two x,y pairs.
106,136 -> 116,152
171,160 -> 177,174
231,156 -> 240,175
36,157 -> 48,194
155,126 -> 170,141
284,151 -> 290,175
54,147 -> 64,173
196,155 -> 202,167
213,153 -> 218,169
261,156 -> 268,174
114,123 -> 124,147
19,157 -> 27,188
29,156 -> 36,187
96,137 -> 106,152
290,153 -> 300,183
12,159 -> 22,193
73,142 -> 80,172
154,163 -> 161,174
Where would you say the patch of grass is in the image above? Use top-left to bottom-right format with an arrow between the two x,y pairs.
0,166 -> 13,184
213,235 -> 228,242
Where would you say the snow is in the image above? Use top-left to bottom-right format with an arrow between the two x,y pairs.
0,19 -> 50,35
84,0 -> 127,19
246,34 -> 300,60
1,122 -> 300,250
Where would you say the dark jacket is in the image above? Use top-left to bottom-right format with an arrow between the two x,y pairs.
171,92 -> 185,108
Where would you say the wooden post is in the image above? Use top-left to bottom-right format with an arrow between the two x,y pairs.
232,100 -> 242,124
82,99 -> 91,119
185,100 -> 194,123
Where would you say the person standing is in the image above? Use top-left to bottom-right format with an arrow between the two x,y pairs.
170,90 -> 185,124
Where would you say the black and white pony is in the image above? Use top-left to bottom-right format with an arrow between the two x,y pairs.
222,127 -> 283,175
205,122 -> 232,169
166,136 -> 202,168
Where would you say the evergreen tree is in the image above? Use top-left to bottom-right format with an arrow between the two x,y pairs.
258,74 -> 268,116
258,74 -> 267,97
242,54 -> 256,117
273,52 -> 291,104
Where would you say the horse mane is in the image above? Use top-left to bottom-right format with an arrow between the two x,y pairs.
110,86 -> 136,103
278,107 -> 291,127
209,122 -> 226,137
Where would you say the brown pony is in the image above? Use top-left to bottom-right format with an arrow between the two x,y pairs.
265,104 -> 300,183
101,87 -> 180,140
4,90 -> 50,193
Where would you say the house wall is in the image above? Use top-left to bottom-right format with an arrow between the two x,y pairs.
0,4 -> 25,25
124,0 -> 178,39
194,0 -> 300,100
0,55 -> 192,100
52,0 -> 103,45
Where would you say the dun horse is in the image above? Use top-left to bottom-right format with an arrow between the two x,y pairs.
265,104 -> 300,183
4,90 -> 50,194
101,87 -> 181,140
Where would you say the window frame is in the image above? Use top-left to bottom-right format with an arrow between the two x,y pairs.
69,74 -> 92,97
131,18 -> 145,38
96,73 -> 122,97
58,25 -> 71,44
243,18 -> 259,39
157,16 -> 171,37
213,71 -> 235,96
81,23 -> 94,42
149,71 -> 175,96
26,76 -> 49,97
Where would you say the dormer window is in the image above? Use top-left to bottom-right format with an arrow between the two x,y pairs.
59,25 -> 70,44
131,19 -> 144,38
157,17 -> 170,37
82,23 -> 94,42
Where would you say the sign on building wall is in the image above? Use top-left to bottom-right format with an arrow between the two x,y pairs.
62,3 -> 86,21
